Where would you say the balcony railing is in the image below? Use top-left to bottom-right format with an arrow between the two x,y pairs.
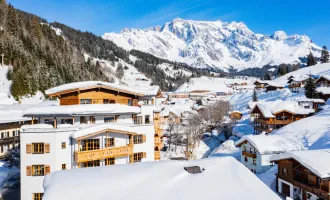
74,145 -> 133,163
293,180 -> 329,199
154,151 -> 161,160
242,151 -> 257,158
0,136 -> 20,144
254,118 -> 293,125
154,137 -> 162,144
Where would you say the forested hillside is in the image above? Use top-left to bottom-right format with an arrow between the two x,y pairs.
0,1 -> 108,99
0,1 -> 207,99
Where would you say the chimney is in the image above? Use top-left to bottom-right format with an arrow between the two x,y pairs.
184,166 -> 204,174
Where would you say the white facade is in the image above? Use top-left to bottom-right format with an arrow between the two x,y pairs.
21,109 -> 157,200
277,178 -> 319,200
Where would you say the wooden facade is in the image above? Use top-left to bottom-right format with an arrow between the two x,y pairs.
56,88 -> 140,106
266,85 -> 284,92
153,112 -> 164,160
252,106 -> 309,134
275,159 -> 330,200
316,76 -> 330,87
229,111 -> 243,121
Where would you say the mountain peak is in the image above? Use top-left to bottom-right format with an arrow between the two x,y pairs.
270,31 -> 288,41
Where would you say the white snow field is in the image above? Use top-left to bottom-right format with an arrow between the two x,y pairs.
42,157 -> 280,200
104,18 -> 321,71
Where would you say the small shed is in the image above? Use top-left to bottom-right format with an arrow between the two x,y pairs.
229,111 -> 243,120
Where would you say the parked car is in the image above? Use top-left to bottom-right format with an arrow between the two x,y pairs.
4,173 -> 20,189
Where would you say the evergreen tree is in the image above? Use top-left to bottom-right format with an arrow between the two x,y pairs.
252,89 -> 258,102
307,52 -> 317,66
321,46 -> 329,63
304,76 -> 319,98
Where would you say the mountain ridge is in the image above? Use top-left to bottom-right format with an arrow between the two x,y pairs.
103,18 -> 322,72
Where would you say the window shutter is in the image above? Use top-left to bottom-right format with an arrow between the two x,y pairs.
26,144 -> 32,154
142,134 -> 146,143
143,152 -> 146,158
45,165 -> 50,175
115,115 -> 119,121
26,166 -> 31,176
45,143 -> 50,153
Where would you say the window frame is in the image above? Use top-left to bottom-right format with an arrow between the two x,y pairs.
81,139 -> 100,151
33,193 -> 44,200
61,142 -> 66,149
133,152 -> 143,163
80,99 -> 92,104
134,116 -> 143,124
282,167 -> 288,176
32,165 -> 45,176
105,158 -> 115,166
105,138 -> 115,147
83,160 -> 100,168
32,143 -> 44,154
133,135 -> 143,144
104,117 -> 115,123
62,163 -> 66,170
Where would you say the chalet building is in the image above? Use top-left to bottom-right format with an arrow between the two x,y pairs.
254,80 -> 269,89
287,76 -> 309,93
235,134 -> 304,174
297,97 -> 325,112
315,75 -> 330,87
317,87 -> 330,101
265,83 -> 284,92
271,149 -> 330,200
251,101 -> 314,134
20,81 -> 164,200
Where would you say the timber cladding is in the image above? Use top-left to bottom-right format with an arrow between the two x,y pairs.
277,160 -> 293,183
58,88 -> 139,105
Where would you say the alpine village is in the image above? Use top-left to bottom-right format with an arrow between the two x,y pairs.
0,0 -> 330,200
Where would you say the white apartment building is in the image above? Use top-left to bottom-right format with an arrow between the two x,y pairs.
20,81 -> 164,200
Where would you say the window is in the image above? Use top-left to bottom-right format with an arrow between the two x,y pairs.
282,167 -> 288,176
104,117 -> 115,123
128,99 -> 132,106
80,99 -> 92,104
244,156 -> 248,162
133,135 -> 143,144
105,158 -> 115,166
243,146 -> 247,151
145,115 -> 150,124
81,139 -> 100,151
80,116 -> 88,124
61,142 -> 66,149
143,99 -> 149,105
103,99 -> 116,104
133,152 -> 143,162
61,118 -> 73,124
90,116 -> 96,124
1,132 -> 9,138
105,138 -> 115,147
32,143 -> 44,154
250,147 -> 253,153
253,158 -> 256,165
32,165 -> 45,176
12,130 -> 19,137
83,160 -> 100,168
33,193 -> 43,200
44,119 -> 54,126
134,116 -> 143,124
62,164 -> 66,170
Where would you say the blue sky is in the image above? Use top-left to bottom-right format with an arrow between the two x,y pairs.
8,0 -> 330,46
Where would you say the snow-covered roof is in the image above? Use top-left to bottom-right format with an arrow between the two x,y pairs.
287,75 -> 309,83
265,82 -> 285,88
42,157 -> 280,200
0,104 -> 34,123
296,97 -> 325,103
236,134 -> 305,155
23,104 -> 140,117
252,100 -> 315,118
317,75 -> 330,82
71,123 -> 154,139
45,81 -> 160,96
317,87 -> 330,95
175,77 -> 234,94
271,149 -> 330,179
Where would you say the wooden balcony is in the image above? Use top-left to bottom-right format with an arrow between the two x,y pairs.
154,137 -> 162,144
254,118 -> 293,125
154,151 -> 161,160
242,151 -> 257,158
0,136 -> 19,145
155,128 -> 163,135
293,180 -> 329,199
74,146 -> 133,163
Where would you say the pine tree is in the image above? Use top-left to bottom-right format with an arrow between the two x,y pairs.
321,46 -> 329,63
252,89 -> 258,102
307,52 -> 317,66
304,76 -> 319,98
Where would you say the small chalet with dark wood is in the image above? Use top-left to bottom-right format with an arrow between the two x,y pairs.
316,75 -> 330,87
271,149 -> 330,200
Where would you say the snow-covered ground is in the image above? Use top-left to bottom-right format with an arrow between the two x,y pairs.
42,157 -> 281,200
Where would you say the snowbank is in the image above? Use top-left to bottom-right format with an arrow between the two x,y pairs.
209,140 -> 241,160
43,157 -> 280,200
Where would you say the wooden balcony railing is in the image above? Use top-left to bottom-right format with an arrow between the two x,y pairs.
242,151 -> 257,158
254,118 -> 293,125
74,145 -> 133,163
154,151 -> 161,160
155,128 -> 163,135
293,180 -> 329,199
154,137 -> 162,144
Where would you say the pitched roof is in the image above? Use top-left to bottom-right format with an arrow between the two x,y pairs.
23,104 -> 141,117
271,149 -> 330,179
45,81 -> 160,97
317,87 -> 330,95
236,134 -> 305,155
42,157 -> 280,200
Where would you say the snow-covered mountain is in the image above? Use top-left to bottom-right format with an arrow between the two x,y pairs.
103,18 -> 322,72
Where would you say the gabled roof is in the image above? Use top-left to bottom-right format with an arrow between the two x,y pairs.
23,104 -> 140,117
42,157 -> 281,200
296,97 -> 325,103
45,81 -> 161,97
271,149 -> 330,179
317,87 -> 330,95
316,75 -> 330,82
235,134 -> 305,155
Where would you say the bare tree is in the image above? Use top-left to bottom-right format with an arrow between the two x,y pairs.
201,100 -> 230,128
166,115 -> 178,150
